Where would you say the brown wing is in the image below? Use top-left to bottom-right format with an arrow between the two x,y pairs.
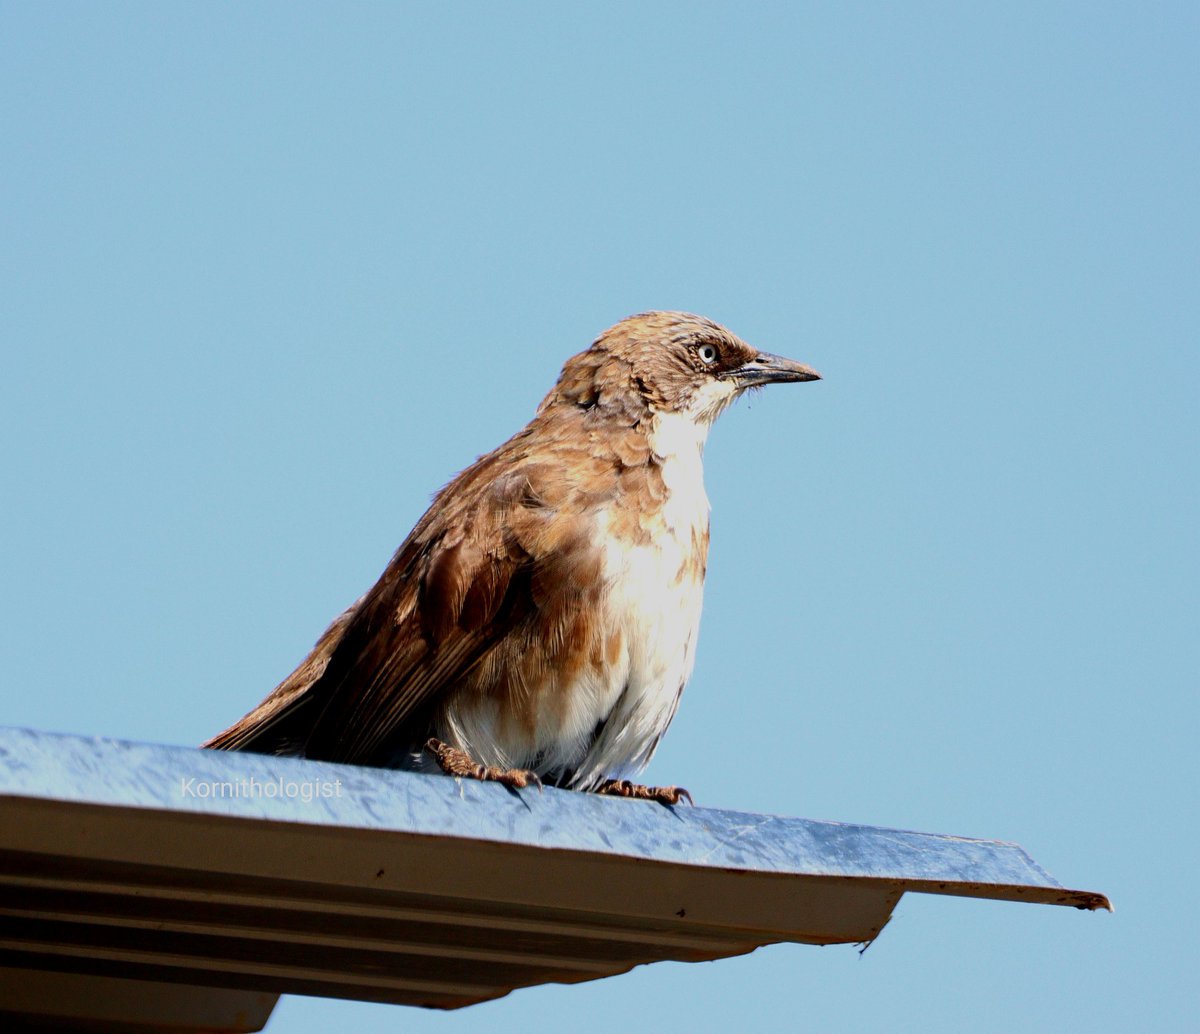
201,446 -> 534,761
201,598 -> 360,753
299,504 -> 537,764
206,420 -> 625,765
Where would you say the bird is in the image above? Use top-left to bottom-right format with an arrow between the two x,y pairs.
204,312 -> 820,804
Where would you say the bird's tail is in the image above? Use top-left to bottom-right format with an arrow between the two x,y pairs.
202,601 -> 360,755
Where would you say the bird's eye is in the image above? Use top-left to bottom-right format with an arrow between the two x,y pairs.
697,344 -> 718,365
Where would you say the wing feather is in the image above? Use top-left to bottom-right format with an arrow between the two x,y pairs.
208,406 -> 624,768
299,475 -> 540,764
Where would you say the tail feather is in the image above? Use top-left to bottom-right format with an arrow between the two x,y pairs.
202,601 -> 361,755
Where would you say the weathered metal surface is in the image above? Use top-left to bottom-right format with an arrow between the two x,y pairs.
0,726 -> 1109,1030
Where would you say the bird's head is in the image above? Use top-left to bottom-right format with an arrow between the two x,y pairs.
545,311 -> 820,426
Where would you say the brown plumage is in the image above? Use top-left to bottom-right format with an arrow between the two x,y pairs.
205,312 -> 820,802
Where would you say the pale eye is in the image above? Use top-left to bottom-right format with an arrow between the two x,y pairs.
697,344 -> 718,364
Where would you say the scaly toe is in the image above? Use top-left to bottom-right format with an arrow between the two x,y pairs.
425,738 -> 542,792
596,778 -> 694,806
490,766 -> 544,792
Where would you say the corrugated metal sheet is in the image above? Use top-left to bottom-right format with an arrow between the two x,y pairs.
0,727 -> 1109,1031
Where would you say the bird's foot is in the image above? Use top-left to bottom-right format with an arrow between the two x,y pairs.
595,778 -> 694,806
424,738 -> 543,792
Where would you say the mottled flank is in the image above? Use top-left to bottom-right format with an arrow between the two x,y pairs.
205,311 -> 819,794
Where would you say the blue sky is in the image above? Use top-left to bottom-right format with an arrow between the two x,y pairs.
2,2 -> 1195,1031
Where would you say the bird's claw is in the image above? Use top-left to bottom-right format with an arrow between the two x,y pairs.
424,737 -> 543,792
595,778 -> 694,806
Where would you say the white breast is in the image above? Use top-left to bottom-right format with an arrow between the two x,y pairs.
438,409 -> 714,788
566,409 -> 712,788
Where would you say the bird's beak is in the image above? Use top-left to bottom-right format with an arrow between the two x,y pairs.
729,352 -> 822,388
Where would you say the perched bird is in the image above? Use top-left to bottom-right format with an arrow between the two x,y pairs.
205,312 -> 819,803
